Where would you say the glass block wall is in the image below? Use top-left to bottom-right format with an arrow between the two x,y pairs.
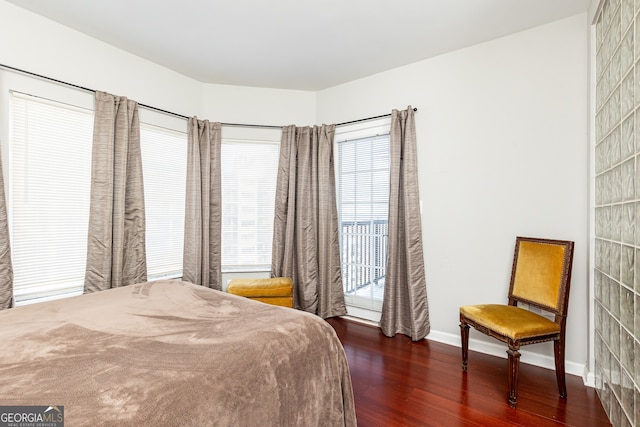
594,0 -> 640,425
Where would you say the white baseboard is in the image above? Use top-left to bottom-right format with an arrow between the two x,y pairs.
426,329 -> 590,385
583,366 -> 596,388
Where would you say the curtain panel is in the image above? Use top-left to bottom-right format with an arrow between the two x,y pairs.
0,148 -> 13,309
380,106 -> 430,341
182,118 -> 222,290
272,124 -> 346,319
84,91 -> 147,293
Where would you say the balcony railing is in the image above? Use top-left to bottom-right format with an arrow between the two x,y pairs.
340,219 -> 388,300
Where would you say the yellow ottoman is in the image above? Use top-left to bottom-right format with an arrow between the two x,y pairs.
227,277 -> 294,308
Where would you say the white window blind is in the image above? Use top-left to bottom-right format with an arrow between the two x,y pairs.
140,124 -> 187,280
337,132 -> 390,311
10,92 -> 93,304
221,140 -> 279,271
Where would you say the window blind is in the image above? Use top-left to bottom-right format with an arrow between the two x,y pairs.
139,124 -> 188,280
10,92 -> 93,304
221,140 -> 279,271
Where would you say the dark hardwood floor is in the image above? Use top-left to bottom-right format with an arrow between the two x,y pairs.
327,317 -> 611,427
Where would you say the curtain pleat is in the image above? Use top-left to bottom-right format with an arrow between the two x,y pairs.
0,148 -> 13,309
272,124 -> 346,318
380,106 -> 430,341
84,91 -> 147,293
182,118 -> 222,290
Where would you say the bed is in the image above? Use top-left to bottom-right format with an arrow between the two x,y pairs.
0,280 -> 356,426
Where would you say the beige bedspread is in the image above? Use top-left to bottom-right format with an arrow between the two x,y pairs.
0,280 -> 356,426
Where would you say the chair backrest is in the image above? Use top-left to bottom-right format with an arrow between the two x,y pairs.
508,237 -> 574,319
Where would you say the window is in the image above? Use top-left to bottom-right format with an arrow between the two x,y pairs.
139,122 -> 187,280
10,92 -> 93,304
10,93 -> 188,304
336,121 -> 391,311
221,129 -> 280,271
8,90 -> 279,302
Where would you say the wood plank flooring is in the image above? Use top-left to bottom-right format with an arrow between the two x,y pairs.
327,317 -> 611,427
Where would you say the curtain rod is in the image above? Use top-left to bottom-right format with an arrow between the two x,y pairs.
0,63 -> 416,128
336,108 -> 417,127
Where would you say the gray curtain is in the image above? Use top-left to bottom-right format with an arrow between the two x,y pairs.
84,91 -> 147,293
272,124 -> 346,318
380,106 -> 430,341
0,149 -> 13,309
182,118 -> 222,290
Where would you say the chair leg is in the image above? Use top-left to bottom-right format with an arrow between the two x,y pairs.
507,346 -> 520,408
460,321 -> 469,371
554,338 -> 567,398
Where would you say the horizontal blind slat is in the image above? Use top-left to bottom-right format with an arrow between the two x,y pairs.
140,124 -> 188,278
221,140 -> 279,268
11,93 -> 93,303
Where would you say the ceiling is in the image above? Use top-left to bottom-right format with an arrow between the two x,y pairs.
7,0 -> 591,91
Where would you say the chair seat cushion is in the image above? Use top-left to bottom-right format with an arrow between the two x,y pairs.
460,304 -> 560,340
227,277 -> 293,298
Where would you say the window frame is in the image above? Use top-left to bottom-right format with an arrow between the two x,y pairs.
220,126 -> 281,273
5,82 -> 191,305
9,91 -> 94,305
1,72 -> 283,304
138,115 -> 188,281
334,118 -> 391,314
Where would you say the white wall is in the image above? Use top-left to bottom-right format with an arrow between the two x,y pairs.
318,13 -> 590,377
202,83 -> 315,126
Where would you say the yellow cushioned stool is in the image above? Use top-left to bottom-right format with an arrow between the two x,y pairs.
227,277 -> 294,308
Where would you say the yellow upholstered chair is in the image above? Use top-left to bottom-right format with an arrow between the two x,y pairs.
227,277 -> 294,308
459,236 -> 574,407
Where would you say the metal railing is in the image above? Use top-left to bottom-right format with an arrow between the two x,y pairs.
340,219 -> 387,299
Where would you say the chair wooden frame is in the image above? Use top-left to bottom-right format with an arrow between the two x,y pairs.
459,236 -> 574,408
